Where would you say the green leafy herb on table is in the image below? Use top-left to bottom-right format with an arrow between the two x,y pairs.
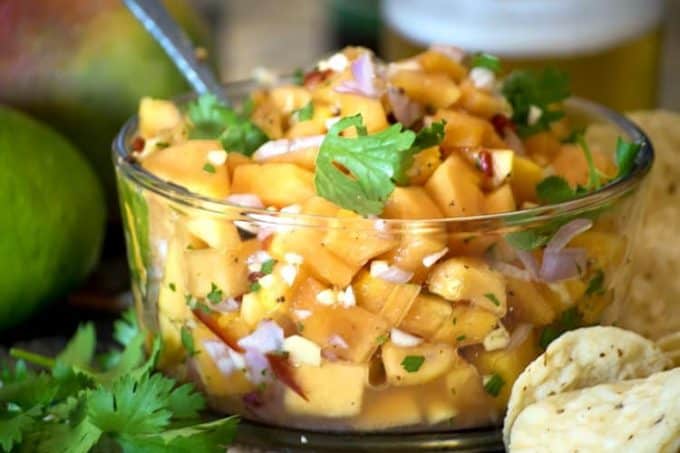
0,310 -> 238,452
502,68 -> 570,137
187,94 -> 267,156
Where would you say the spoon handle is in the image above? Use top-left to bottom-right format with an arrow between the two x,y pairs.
123,0 -> 229,105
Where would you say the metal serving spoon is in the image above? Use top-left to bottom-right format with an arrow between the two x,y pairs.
122,0 -> 230,105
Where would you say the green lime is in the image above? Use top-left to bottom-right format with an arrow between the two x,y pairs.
0,106 -> 105,330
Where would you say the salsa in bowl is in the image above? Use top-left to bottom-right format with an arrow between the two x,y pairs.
113,46 -> 653,431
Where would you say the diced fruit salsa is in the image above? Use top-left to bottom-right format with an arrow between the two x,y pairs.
122,46 -> 644,430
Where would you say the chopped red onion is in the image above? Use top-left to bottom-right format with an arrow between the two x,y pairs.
430,44 -> 465,63
540,248 -> 588,282
335,53 -> 379,98
328,334 -> 349,349
503,128 -> 526,155
244,349 -> 270,384
203,340 -> 239,376
226,193 -> 264,209
387,86 -> 423,127
507,324 -> 533,350
516,250 -> 540,280
212,297 -> 241,313
545,219 -> 593,253
253,135 -> 325,161
237,320 -> 284,354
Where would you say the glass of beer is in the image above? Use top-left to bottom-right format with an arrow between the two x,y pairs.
381,0 -> 665,112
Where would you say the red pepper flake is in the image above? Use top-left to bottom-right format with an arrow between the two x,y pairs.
192,308 -> 244,352
131,136 -> 145,152
477,149 -> 494,177
303,69 -> 332,88
266,353 -> 308,401
491,114 -> 516,136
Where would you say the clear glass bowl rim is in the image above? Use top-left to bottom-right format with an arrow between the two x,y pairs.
112,82 -> 654,233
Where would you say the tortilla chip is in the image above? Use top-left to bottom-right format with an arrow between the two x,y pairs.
503,326 -> 670,446
509,368 -> 680,453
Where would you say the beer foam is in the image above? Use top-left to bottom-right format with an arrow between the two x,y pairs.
383,0 -> 663,58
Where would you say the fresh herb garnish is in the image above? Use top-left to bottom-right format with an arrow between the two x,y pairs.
614,137 -> 642,180
376,334 -> 389,345
1,309 -> 237,452
471,52 -> 501,73
411,120 -> 446,154
401,355 -> 425,373
186,94 -> 267,156
206,282 -> 224,305
260,259 -> 276,275
576,134 -> 602,191
292,68 -> 305,86
168,282 -> 176,292
536,176 -> 576,204
502,68 -> 570,137
294,102 -> 314,122
483,373 -> 505,397
539,306 -> 582,348
250,281 -> 262,293
314,114 -> 416,215
456,335 -> 466,342
484,293 -> 501,306
505,229 -> 552,251
181,326 -> 197,357
202,162 -> 216,174
585,270 -> 605,296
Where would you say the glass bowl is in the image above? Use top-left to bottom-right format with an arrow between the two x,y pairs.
112,81 -> 653,450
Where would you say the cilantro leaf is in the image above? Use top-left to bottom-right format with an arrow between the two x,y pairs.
483,373 -> 505,397
186,94 -> 267,156
206,282 -> 224,305
87,374 -> 173,436
484,293 -> 501,306
113,308 -> 139,347
502,68 -> 570,136
576,135 -> 602,190
294,102 -> 314,122
292,68 -> 305,86
401,355 -> 425,373
57,323 -> 95,370
0,406 -> 39,452
202,162 -> 216,174
539,307 -> 582,348
180,326 -> 197,357
505,229 -> 551,251
38,399 -> 102,453
585,270 -> 605,296
471,52 -> 501,73
314,114 -> 416,215
260,259 -> 276,275
536,175 -> 575,204
615,137 -> 642,180
411,120 -> 446,153
166,383 -> 205,420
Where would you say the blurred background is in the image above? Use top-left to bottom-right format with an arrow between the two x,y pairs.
0,0 -> 678,340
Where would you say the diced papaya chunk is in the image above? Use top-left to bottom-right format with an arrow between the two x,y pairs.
269,229 -> 357,287
457,80 -> 506,119
353,387 -> 422,429
240,267 -> 292,327
425,154 -> 484,217
406,146 -> 441,185
339,93 -> 388,134
231,163 -> 315,208
138,97 -> 182,139
323,210 -> 398,268
184,217 -> 241,250
352,270 -> 421,326
433,109 -> 501,149
301,305 -> 389,363
427,257 -> 507,316
524,131 -> 562,163
184,248 -> 249,299
433,304 -> 498,346
390,70 -> 461,108
226,152 -> 251,180
283,362 -> 366,417
383,187 -> 443,220
301,196 -> 341,216
444,359 -> 495,425
569,231 -> 625,269
142,140 -> 230,199
417,49 -> 467,81
510,155 -> 544,204
192,324 -> 255,397
251,97 -> 283,139
485,184 -> 516,214
269,85 -> 312,114
506,278 -> 557,326
469,329 -> 541,407
383,228 -> 448,282
382,342 -> 456,386
551,143 -> 617,188
399,294 -> 453,340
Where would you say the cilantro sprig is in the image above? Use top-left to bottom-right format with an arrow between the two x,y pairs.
187,94 -> 267,156
470,52 -> 501,73
502,68 -> 570,137
314,115 -> 445,215
0,309 -> 238,452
